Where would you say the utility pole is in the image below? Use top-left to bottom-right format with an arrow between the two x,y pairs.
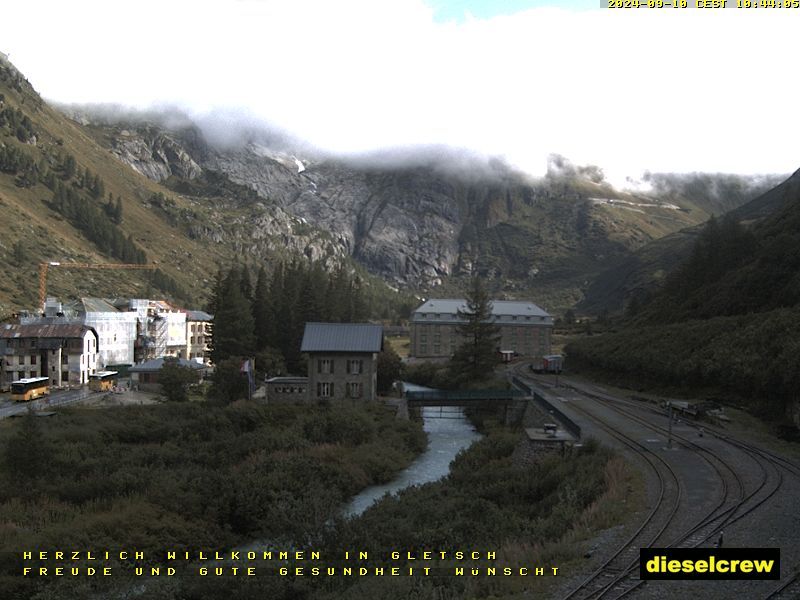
667,402 -> 673,449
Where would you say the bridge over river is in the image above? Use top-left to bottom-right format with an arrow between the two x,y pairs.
404,388 -> 526,407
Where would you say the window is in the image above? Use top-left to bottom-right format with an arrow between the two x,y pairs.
346,359 -> 363,374
31,339 -> 37,348
434,345 -> 441,354
30,355 -> 36,365
62,354 -> 69,365
317,359 -> 334,374
62,370 -> 69,382
420,345 -> 427,354
317,382 -> 333,398
346,382 -> 363,398
18,371 -> 24,380
30,371 -> 36,379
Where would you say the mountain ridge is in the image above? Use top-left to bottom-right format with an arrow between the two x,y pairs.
0,54 -> 785,316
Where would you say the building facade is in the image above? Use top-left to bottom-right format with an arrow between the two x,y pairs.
300,323 -> 383,402
0,323 -> 99,390
183,310 -> 212,363
67,298 -> 138,368
264,376 -> 309,403
127,299 -> 187,362
409,299 -> 553,359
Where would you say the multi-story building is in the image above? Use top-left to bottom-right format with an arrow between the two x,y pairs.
409,299 -> 553,359
126,299 -> 187,362
300,323 -> 383,402
183,310 -> 212,364
0,323 -> 98,389
65,298 -> 138,368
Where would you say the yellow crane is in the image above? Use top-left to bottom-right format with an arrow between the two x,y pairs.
38,261 -> 157,311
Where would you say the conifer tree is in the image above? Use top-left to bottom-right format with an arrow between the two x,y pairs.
449,276 -> 500,382
209,268 -> 256,364
239,265 -> 253,303
252,265 -> 273,350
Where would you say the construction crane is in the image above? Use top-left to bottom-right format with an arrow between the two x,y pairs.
38,261 -> 157,311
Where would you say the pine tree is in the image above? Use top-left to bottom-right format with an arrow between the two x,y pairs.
209,268 -> 256,364
449,277 -> 500,383
114,196 -> 123,224
252,265 -> 273,350
239,265 -> 253,303
62,154 -> 76,180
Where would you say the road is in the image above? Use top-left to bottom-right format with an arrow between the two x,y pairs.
0,387 -> 106,419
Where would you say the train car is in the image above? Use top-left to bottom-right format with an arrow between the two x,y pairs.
88,371 -> 119,392
531,354 -> 563,374
10,377 -> 50,402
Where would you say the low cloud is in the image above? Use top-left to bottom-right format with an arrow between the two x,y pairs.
4,0 -> 799,178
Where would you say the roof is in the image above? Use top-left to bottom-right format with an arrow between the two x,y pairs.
11,377 -> 49,384
185,310 -> 213,321
65,298 -> 121,314
0,323 -> 97,339
266,376 -> 309,384
414,299 -> 550,318
91,370 -> 119,378
300,323 -> 383,353
129,357 -> 208,373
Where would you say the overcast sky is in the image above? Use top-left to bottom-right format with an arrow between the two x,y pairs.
3,0 -> 798,182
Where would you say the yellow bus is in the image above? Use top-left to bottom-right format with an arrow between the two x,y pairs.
11,377 -> 50,402
89,371 -> 119,392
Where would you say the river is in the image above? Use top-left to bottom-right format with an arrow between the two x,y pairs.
342,386 -> 483,517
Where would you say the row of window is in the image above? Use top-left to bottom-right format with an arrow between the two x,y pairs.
317,359 -> 364,375
316,382 -> 363,398
418,344 -> 545,355
274,386 -> 306,394
416,313 -> 547,322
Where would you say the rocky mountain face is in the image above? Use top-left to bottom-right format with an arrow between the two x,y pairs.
92,119 -> 724,308
0,53 -> 779,317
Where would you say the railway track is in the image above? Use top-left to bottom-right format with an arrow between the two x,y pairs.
511,365 -> 797,599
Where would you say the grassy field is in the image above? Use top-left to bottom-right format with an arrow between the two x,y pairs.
386,335 -> 410,359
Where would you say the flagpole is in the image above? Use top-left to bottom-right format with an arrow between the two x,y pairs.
249,357 -> 255,401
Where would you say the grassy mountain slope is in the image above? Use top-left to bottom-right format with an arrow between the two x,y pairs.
0,56 -> 386,317
0,56 -> 231,314
580,171 -> 791,314
568,169 -> 800,427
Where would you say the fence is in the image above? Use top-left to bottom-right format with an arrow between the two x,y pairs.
510,376 -> 582,440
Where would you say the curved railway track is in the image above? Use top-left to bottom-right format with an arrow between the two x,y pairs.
510,365 -> 798,599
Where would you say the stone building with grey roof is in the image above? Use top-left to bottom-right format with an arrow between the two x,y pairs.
300,322 -> 383,402
409,299 -> 553,360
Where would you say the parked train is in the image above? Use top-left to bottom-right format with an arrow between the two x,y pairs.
530,354 -> 563,374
